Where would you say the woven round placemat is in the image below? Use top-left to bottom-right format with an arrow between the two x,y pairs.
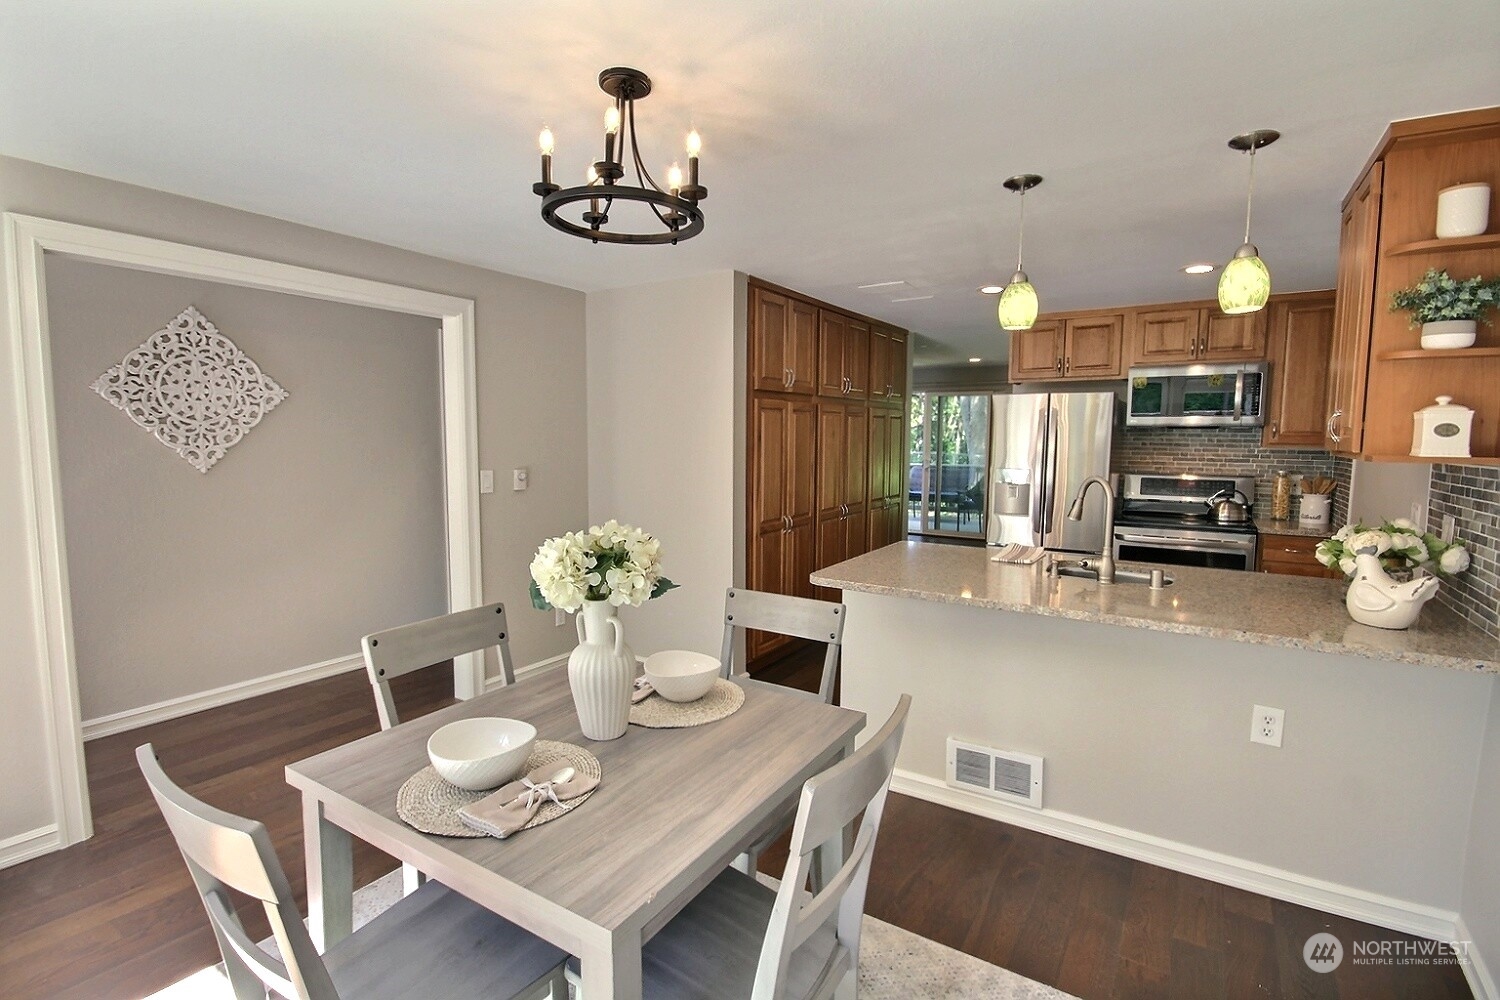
396,739 -> 601,838
630,678 -> 745,729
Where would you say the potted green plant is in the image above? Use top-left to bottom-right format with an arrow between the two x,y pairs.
1389,268 -> 1500,349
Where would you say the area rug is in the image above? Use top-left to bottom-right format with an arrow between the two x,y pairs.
154,871 -> 1078,999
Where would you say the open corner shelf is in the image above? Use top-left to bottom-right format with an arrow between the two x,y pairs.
1377,346 -> 1500,361
1384,233 -> 1500,257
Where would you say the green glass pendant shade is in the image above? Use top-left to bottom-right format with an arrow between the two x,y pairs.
1218,247 -> 1270,315
997,274 -> 1039,331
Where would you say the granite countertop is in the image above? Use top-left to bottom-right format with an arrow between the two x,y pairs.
1255,517 -> 1333,539
811,542 -> 1500,674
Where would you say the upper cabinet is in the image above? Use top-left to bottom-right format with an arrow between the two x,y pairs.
818,310 -> 870,399
1263,293 -> 1336,448
1132,307 -> 1265,365
1327,107 -> 1500,462
1007,314 -> 1124,383
750,286 -> 817,395
868,324 -> 908,402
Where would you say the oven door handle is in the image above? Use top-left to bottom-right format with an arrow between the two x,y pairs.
1232,370 -> 1244,422
1116,534 -> 1255,554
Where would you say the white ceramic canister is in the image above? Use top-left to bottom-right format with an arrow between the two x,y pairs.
1436,182 -> 1491,239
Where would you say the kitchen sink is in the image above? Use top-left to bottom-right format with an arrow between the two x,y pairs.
1052,561 -> 1174,587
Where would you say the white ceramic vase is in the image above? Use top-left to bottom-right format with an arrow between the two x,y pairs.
1345,552 -> 1439,630
568,599 -> 634,741
1420,319 -> 1478,350
1435,182 -> 1490,239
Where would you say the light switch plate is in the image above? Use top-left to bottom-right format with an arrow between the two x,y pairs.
513,468 -> 529,491
478,470 -> 494,494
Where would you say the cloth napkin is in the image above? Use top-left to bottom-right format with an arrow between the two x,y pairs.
632,676 -> 656,703
990,543 -> 1045,565
457,762 -> 599,839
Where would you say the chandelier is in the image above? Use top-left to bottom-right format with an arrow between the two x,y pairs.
533,67 -> 706,245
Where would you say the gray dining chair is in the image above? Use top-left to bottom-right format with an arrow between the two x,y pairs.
361,602 -> 517,731
637,694 -> 910,999
718,588 -> 846,705
136,743 -> 568,1000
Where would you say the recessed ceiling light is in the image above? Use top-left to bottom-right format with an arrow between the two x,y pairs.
969,357 -> 983,363
1183,263 -> 1216,274
978,285 -> 1004,294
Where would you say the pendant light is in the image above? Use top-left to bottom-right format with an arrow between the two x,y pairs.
1217,130 -> 1279,315
997,174 -> 1043,331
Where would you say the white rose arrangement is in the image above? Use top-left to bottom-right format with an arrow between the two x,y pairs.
529,520 -> 677,612
1315,517 -> 1470,578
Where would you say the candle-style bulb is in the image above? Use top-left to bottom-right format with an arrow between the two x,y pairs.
667,162 -> 684,191
686,129 -> 702,157
538,126 -> 554,156
604,106 -> 621,135
586,164 -> 599,185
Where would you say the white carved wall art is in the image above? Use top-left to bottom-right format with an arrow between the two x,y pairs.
91,305 -> 288,473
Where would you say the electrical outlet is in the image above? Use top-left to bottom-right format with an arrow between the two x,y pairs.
554,607 -> 567,627
1442,514 -> 1456,542
1251,705 -> 1284,747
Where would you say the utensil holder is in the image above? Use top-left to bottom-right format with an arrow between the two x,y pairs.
1298,493 -> 1331,528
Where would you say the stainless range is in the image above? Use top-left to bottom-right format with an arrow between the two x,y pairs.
1112,473 -> 1259,572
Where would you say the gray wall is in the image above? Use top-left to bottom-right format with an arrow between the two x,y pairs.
1463,683 -> 1500,993
47,257 -> 446,720
0,155 -> 587,843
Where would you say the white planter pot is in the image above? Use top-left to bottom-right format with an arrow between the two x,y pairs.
567,600 -> 634,741
1436,182 -> 1491,239
1345,553 -> 1439,630
1420,319 -> 1477,350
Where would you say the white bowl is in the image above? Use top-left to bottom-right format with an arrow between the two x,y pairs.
643,650 -> 720,703
427,717 -> 536,791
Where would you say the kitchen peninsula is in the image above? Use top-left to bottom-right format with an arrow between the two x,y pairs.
814,541 -> 1500,941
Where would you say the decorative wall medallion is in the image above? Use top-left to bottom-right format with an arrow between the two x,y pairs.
91,305 -> 288,473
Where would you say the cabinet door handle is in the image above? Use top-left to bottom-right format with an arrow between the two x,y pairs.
1055,356 -> 1063,373
1064,357 -> 1071,375
1327,409 -> 1343,444
1190,338 -> 1197,357
1270,420 -> 1279,438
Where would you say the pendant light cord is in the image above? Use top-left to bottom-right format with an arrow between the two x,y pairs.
1243,147 -> 1256,245
1016,188 -> 1027,272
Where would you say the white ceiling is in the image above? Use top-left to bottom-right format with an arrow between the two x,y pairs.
3,1 -> 1497,366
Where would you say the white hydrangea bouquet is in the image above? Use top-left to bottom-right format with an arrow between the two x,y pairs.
529,519 -> 677,612
1315,518 -> 1471,579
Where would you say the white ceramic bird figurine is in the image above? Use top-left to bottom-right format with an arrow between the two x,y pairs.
1345,548 -> 1439,630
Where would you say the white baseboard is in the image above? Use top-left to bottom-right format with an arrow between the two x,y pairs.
81,653 -> 367,741
891,769 -> 1462,942
485,652 -> 570,690
0,824 -> 60,870
1456,916 -> 1499,1000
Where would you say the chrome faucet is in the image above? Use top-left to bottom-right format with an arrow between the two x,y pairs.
1066,476 -> 1117,584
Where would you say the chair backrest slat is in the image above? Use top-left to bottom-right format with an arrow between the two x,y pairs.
362,602 -> 516,729
137,744 -> 340,1000
751,694 -> 911,1000
719,588 -> 845,704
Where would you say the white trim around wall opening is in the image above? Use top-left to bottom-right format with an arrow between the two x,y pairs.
2,213 -> 484,853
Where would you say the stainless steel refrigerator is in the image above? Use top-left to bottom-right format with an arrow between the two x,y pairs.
985,391 -> 1115,553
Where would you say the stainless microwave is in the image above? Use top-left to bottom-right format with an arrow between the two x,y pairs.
1125,362 -> 1267,427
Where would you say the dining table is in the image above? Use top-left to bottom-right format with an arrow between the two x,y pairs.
285,664 -> 866,1000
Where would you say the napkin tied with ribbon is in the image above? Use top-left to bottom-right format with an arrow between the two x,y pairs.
457,762 -> 599,839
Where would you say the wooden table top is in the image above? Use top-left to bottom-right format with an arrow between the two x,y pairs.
286,668 -> 864,934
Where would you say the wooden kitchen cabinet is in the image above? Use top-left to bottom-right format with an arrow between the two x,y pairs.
1263,293 -> 1336,447
1132,307 -> 1265,364
1259,533 -> 1342,579
1062,314 -> 1125,378
745,278 -> 908,667
1007,322 -> 1066,380
818,310 -> 869,399
748,397 -> 818,659
1335,108 -> 1500,462
750,286 -> 817,394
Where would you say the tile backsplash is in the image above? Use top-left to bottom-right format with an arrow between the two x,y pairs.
1428,464 -> 1500,639
1111,425 -> 1353,524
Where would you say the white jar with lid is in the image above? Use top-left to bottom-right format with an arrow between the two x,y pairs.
1411,396 -> 1474,458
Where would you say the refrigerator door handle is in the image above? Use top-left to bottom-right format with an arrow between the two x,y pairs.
1027,398 -> 1049,548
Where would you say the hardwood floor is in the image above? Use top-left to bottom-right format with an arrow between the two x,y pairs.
0,654 -> 1474,1000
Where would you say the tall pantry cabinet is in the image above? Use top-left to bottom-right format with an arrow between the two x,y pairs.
746,280 -> 909,665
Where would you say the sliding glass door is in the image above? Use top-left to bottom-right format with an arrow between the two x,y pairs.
907,392 -> 990,538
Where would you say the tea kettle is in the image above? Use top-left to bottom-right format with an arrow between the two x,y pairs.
1205,488 -> 1252,524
